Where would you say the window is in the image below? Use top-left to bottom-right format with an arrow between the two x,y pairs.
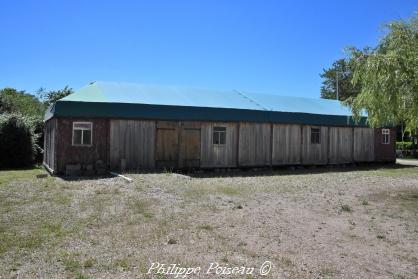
310,127 -> 321,144
213,126 -> 226,145
72,122 -> 92,146
382,129 -> 390,144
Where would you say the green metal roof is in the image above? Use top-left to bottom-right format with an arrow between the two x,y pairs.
45,81 -> 367,126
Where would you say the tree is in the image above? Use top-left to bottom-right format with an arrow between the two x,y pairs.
36,85 -> 73,107
0,88 -> 45,118
0,114 -> 36,168
320,58 -> 361,101
347,14 -> 417,134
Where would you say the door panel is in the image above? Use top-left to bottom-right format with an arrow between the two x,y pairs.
180,128 -> 201,168
156,126 -> 179,169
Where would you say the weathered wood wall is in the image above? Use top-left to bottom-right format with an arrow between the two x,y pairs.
110,120 -> 155,170
272,124 -> 301,165
200,122 -> 238,168
155,121 -> 179,169
328,127 -> 354,164
354,127 -> 375,162
49,117 -> 389,173
43,119 -> 56,171
179,122 -> 201,168
301,126 -> 328,164
238,122 -> 271,166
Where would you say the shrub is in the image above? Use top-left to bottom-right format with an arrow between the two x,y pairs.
0,114 -> 36,168
396,141 -> 413,150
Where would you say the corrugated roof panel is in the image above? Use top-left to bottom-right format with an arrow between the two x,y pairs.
49,81 -> 367,126
240,91 -> 353,116
63,81 -> 263,111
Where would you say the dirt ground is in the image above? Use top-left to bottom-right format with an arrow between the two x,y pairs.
1,164 -> 418,278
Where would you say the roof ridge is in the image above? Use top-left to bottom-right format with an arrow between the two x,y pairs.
234,90 -> 269,111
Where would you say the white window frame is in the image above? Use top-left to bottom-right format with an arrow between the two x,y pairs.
72,122 -> 93,146
213,126 -> 227,146
382,128 -> 390,145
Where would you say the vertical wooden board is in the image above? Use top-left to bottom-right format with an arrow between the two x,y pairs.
180,127 -> 201,167
354,127 -> 375,162
200,122 -> 237,168
301,126 -> 328,164
44,119 -> 57,171
238,122 -> 271,166
110,120 -> 156,170
328,127 -> 353,164
272,124 -> 301,165
156,121 -> 179,168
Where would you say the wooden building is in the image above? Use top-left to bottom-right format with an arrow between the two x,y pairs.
43,81 -> 396,175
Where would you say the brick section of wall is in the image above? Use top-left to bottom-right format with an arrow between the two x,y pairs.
55,118 -> 110,174
374,128 -> 396,162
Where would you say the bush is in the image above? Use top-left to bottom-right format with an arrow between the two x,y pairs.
396,141 -> 413,150
0,114 -> 37,168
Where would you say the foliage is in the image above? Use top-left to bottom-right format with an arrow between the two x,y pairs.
36,86 -> 73,108
0,86 -> 73,166
347,14 -> 418,132
0,88 -> 45,119
396,141 -> 414,150
0,114 -> 36,168
320,58 -> 361,101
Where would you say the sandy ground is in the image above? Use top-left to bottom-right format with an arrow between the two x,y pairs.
0,164 -> 417,279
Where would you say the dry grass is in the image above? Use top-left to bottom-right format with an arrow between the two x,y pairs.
0,165 -> 418,278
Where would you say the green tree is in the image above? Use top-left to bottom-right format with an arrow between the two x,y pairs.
347,14 -> 418,133
320,58 -> 361,101
36,85 -> 73,107
0,88 -> 45,118
0,114 -> 36,168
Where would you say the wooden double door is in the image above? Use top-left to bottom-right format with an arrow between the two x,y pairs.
155,121 -> 201,169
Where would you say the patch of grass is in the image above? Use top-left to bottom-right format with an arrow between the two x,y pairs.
168,238 -> 177,245
377,234 -> 386,240
216,185 -> 240,196
197,224 -> 214,231
340,204 -> 352,212
83,258 -> 96,268
114,258 -> 129,270
0,167 -> 46,186
371,166 -> 418,178
62,257 -> 82,272
319,266 -> 337,278
130,198 -> 155,219
362,200 -> 369,206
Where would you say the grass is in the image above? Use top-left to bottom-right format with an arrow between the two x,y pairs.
370,166 -> 418,178
340,204 -> 352,212
1,166 -> 418,278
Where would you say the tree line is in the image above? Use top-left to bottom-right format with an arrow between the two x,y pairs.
320,13 -> 417,144
0,87 -> 73,168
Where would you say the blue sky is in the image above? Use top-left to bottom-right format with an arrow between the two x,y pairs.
0,0 -> 416,98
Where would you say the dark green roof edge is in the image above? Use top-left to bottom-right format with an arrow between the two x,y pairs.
45,101 -> 368,127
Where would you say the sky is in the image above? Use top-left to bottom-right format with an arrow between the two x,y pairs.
0,0 -> 416,98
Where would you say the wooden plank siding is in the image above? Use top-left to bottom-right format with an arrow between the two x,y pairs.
110,120 -> 155,170
238,122 -> 271,167
43,119 -> 57,172
179,122 -> 201,168
301,126 -> 329,165
354,127 -> 375,162
200,122 -> 238,168
47,117 -> 385,174
272,124 -> 301,165
155,121 -> 179,169
328,127 -> 354,164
